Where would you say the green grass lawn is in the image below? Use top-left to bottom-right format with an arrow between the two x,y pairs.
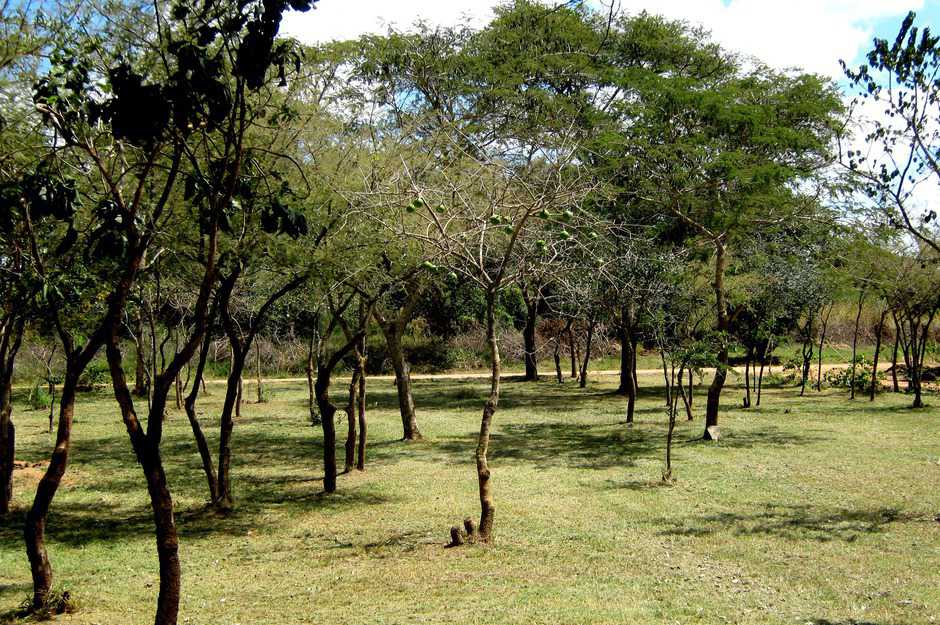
1,372 -> 938,625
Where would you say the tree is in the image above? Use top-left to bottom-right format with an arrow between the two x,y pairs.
842,11 -> 940,255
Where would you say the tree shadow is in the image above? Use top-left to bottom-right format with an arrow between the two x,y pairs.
658,504 -> 922,542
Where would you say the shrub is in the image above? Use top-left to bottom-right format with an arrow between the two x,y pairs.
823,356 -> 882,392
28,382 -> 52,411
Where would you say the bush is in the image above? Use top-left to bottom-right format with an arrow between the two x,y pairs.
28,382 -> 52,411
823,356 -> 882,392
77,361 -> 109,391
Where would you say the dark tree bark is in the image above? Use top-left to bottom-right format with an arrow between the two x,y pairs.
521,285 -> 540,381
567,320 -> 577,379
374,286 -> 422,441
743,347 -> 752,409
578,319 -> 595,389
553,332 -> 563,384
344,365 -> 360,474
704,243 -> 729,440
315,330 -> 363,493
305,329 -> 320,425
756,340 -> 770,407
0,316 -> 25,516
183,299 -> 220,503
799,315 -> 814,396
255,338 -> 264,403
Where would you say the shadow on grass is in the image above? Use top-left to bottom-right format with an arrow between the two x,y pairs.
658,504 -> 921,542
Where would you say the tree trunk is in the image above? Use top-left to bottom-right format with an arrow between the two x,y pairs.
567,320 -> 577,379
850,289 -> 865,400
0,317 -> 23,516
476,291 -> 500,541
344,365 -> 359,473
356,346 -> 366,471
816,304 -> 832,392
743,348 -> 752,408
255,338 -> 263,403
306,331 -> 320,425
704,243 -> 729,440
184,318 -> 219,503
522,295 -> 539,381
618,304 -> 636,395
870,308 -> 887,401
315,372 -> 339,493
134,310 -> 148,397
578,320 -> 595,389
383,326 -> 421,441
800,316 -> 814,396
756,342 -> 767,407
553,335 -> 563,384
215,349 -> 247,511
890,317 -> 900,392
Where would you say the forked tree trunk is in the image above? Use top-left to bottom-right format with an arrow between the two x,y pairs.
315,329 -> 364,494
800,316 -> 814,396
756,345 -> 767,407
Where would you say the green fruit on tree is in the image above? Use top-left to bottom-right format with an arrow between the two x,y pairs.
489,215 -> 502,225
447,272 -> 458,282
558,230 -> 571,240
421,260 -> 436,271
436,204 -> 446,213
561,209 -> 574,222
538,208 -> 550,219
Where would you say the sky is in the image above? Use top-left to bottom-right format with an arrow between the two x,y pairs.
281,0 -> 940,80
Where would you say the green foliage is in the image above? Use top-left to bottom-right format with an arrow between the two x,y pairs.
823,356 -> 882,392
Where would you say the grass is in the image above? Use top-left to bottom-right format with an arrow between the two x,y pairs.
1,371 -> 938,625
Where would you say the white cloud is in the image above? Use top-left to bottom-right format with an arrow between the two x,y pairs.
283,0 -> 922,78
281,0 -> 495,44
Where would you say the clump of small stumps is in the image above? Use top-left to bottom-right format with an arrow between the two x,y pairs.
446,517 -> 478,547
18,588 -> 78,621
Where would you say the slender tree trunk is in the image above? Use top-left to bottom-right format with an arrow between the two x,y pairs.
756,342 -> 768,407
891,316 -> 900,392
356,346 -> 366,471
476,291 -> 500,541
134,310 -> 147,397
618,304 -> 636,395
0,318 -> 23,516
184,316 -> 219,503
704,243 -> 728,440
522,295 -> 539,381
553,334 -> 563,383
870,308 -> 887,401
850,289 -> 865,400
383,326 -> 421,440
678,370 -> 693,421
344,365 -> 359,474
800,316 -> 814,396
816,304 -> 832,392
578,320 -> 595,389
743,348 -> 752,409
25,363 -> 79,608
255,339 -> 263,403
316,371 -> 339,493
215,350 -> 247,511
631,336 -> 640,392
306,331 -> 320,425
567,320 -> 577,379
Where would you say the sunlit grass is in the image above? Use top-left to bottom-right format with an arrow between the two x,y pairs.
1,372 -> 938,625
